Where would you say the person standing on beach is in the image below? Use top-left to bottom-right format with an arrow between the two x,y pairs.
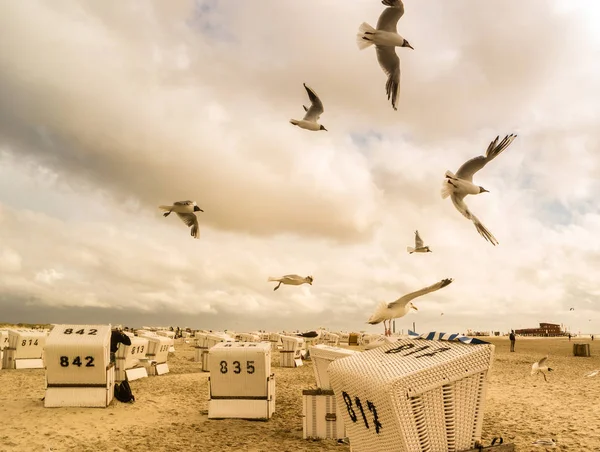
568,333 -> 571,341
509,330 -> 516,352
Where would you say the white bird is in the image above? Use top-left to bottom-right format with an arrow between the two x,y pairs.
268,274 -> 314,291
531,355 -> 554,382
407,230 -> 432,254
531,438 -> 557,448
441,134 -> 518,246
367,278 -> 453,336
357,0 -> 414,110
585,370 -> 599,378
289,84 -> 327,132
158,200 -> 204,239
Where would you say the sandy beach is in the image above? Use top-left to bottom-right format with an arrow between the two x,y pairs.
1,336 -> 599,452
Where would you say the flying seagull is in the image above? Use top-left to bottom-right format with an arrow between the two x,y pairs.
367,278 -> 453,336
158,200 -> 204,239
441,134 -> 518,246
531,355 -> 554,382
357,0 -> 414,110
407,230 -> 432,254
268,274 -> 314,291
290,84 -> 327,131
569,308 -> 574,311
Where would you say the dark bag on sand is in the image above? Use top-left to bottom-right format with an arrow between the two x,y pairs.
114,380 -> 135,403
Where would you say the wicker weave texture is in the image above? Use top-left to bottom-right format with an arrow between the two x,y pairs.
45,325 -> 110,385
327,338 -> 495,452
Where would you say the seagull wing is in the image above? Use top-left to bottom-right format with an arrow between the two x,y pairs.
450,193 -> 499,246
376,46 -> 400,110
455,134 -> 517,182
302,83 -> 324,122
537,356 -> 548,367
377,0 -> 405,32
174,200 -> 195,206
387,278 -> 454,309
414,230 -> 424,248
176,212 -> 200,239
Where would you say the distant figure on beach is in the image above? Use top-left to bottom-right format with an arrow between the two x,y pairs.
592,335 -> 595,341
110,328 -> 132,363
568,333 -> 571,341
509,330 -> 516,352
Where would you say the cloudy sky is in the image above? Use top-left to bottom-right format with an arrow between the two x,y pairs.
1,0 -> 599,335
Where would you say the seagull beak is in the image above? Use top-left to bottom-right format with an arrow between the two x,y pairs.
407,44 -> 414,50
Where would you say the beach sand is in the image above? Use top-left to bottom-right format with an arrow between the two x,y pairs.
1,336 -> 599,452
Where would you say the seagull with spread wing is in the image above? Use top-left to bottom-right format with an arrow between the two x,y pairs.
441,134 -> 517,246
268,274 -> 314,291
367,278 -> 453,336
531,355 -> 554,382
290,83 -> 327,131
407,230 -> 432,254
158,200 -> 204,239
357,0 -> 414,110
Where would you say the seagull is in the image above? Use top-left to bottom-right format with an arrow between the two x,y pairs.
367,278 -> 453,336
357,0 -> 414,110
296,330 -> 320,339
289,83 -> 327,131
407,230 -> 432,254
569,307 -> 574,311
158,200 -> 204,239
268,274 -> 314,291
441,134 -> 518,246
531,438 -> 557,448
531,355 -> 554,382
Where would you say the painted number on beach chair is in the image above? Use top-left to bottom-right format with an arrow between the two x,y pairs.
219,360 -> 256,375
131,345 -> 145,354
159,345 -> 169,352
63,328 -> 98,335
384,343 -> 451,359
342,391 -> 382,434
59,356 -> 95,367
20,339 -> 39,347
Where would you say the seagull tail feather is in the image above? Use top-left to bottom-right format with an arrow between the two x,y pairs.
407,246 -> 415,254
357,22 -> 376,50
158,205 -> 172,211
289,119 -> 300,126
367,301 -> 389,325
440,182 -> 453,199
267,276 -> 280,282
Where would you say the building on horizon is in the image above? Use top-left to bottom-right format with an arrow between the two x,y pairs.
514,322 -> 566,337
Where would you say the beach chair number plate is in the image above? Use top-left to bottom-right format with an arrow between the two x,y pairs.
342,391 -> 383,434
63,328 -> 98,335
385,343 -> 451,359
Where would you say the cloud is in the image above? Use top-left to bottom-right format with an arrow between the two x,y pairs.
0,0 -> 599,334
